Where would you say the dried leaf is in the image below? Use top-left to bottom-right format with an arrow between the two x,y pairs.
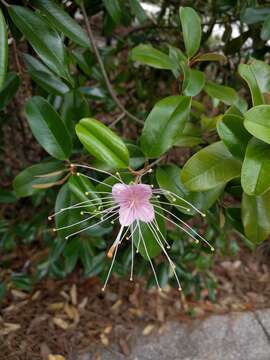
47,302 -> 65,311
111,299 -> 122,312
70,284 -> 77,306
0,322 -> 21,336
40,342 -> 51,360
48,355 -> 65,360
142,324 -> 155,336
100,333 -> 109,346
78,296 -> 88,310
11,289 -> 28,299
53,317 -> 69,330
103,325 -> 112,334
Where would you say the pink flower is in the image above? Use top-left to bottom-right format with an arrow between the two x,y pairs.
112,183 -> 154,226
49,164 -> 214,292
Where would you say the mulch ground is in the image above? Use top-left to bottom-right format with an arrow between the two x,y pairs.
1,245 -> 270,360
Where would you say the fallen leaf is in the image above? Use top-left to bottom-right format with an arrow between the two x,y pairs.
53,317 -> 69,330
0,323 -> 21,336
70,284 -> 77,306
11,289 -> 28,299
47,303 -> 65,311
142,324 -> 155,336
100,333 -> 109,346
48,355 -> 65,360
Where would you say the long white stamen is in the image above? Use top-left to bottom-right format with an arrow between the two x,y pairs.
71,163 -> 124,184
153,188 -> 206,217
151,199 -> 190,212
102,225 -> 125,291
148,222 -> 182,291
128,223 -> 139,281
154,206 -> 214,251
153,218 -> 170,248
65,209 -> 119,239
77,172 -> 113,188
137,221 -> 161,291
53,204 -> 118,232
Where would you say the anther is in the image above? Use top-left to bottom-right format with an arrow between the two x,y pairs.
158,287 -> 162,292
101,287 -> 105,292
178,287 -> 182,291
80,211 -> 84,215
60,208 -> 64,212
65,236 -> 69,240
130,277 -> 133,281
195,239 -> 199,244
151,184 -> 154,188
76,172 -> 80,176
157,195 -> 160,198
210,247 -> 215,252
85,191 -> 89,195
202,213 -> 206,217
166,245 -> 171,249
52,228 -> 56,232
48,216 -> 52,221
110,220 -> 114,224
148,169 -> 153,173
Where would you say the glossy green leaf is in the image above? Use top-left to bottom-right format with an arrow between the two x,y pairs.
13,159 -> 65,197
103,0 -> 122,23
179,7 -> 201,58
0,8 -> 8,89
238,63 -> 265,106
183,69 -> 205,97
204,81 -> 239,106
8,5 -> 70,81
68,173 -> 100,212
173,123 -> 203,148
217,113 -> 251,159
29,69 -> 70,95
181,141 -> 241,191
241,138 -> 270,196
25,96 -> 72,160
168,45 -> 187,77
33,0 -> 89,47
131,45 -> 175,70
129,0 -> 147,23
244,105 -> 270,144
242,7 -> 270,24
140,96 -> 191,158
192,53 -> 226,63
0,189 -> 17,204
261,14 -> 270,40
242,190 -> 270,244
156,165 -> 224,215
0,72 -> 20,111
76,118 -> 129,168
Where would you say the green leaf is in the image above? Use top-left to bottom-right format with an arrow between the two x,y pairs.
204,81 -> 239,106
29,69 -> 70,95
0,8 -> 8,89
217,113 -> 251,159
131,45 -> 175,70
241,138 -> 270,196
244,105 -> 270,144
181,141 -> 241,191
103,0 -> 122,23
133,202 -> 166,259
183,69 -> 205,97
179,7 -> 201,58
129,0 -> 147,23
8,5 -> 70,81
13,159 -> 65,197
173,123 -> 203,148
68,173 -> 101,212
192,53 -> 226,63
242,7 -> 270,24
25,96 -> 73,160
168,45 -> 187,77
140,96 -> 191,158
156,165 -> 224,215
0,189 -> 17,204
261,14 -> 270,40
0,72 -> 20,111
238,63 -> 265,106
76,118 -> 129,168
33,0 -> 89,47
242,190 -> 270,244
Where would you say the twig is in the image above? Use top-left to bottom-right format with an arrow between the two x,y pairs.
80,3 -> 144,125
0,0 -> 10,7
109,113 -> 125,128
11,39 -> 23,76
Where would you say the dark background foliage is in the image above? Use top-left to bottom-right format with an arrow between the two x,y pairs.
1,0 -> 270,301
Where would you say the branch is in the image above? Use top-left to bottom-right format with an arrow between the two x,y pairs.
80,3 -> 144,125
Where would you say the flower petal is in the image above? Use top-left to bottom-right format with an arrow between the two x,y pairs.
119,206 -> 136,226
136,202 -> 155,223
